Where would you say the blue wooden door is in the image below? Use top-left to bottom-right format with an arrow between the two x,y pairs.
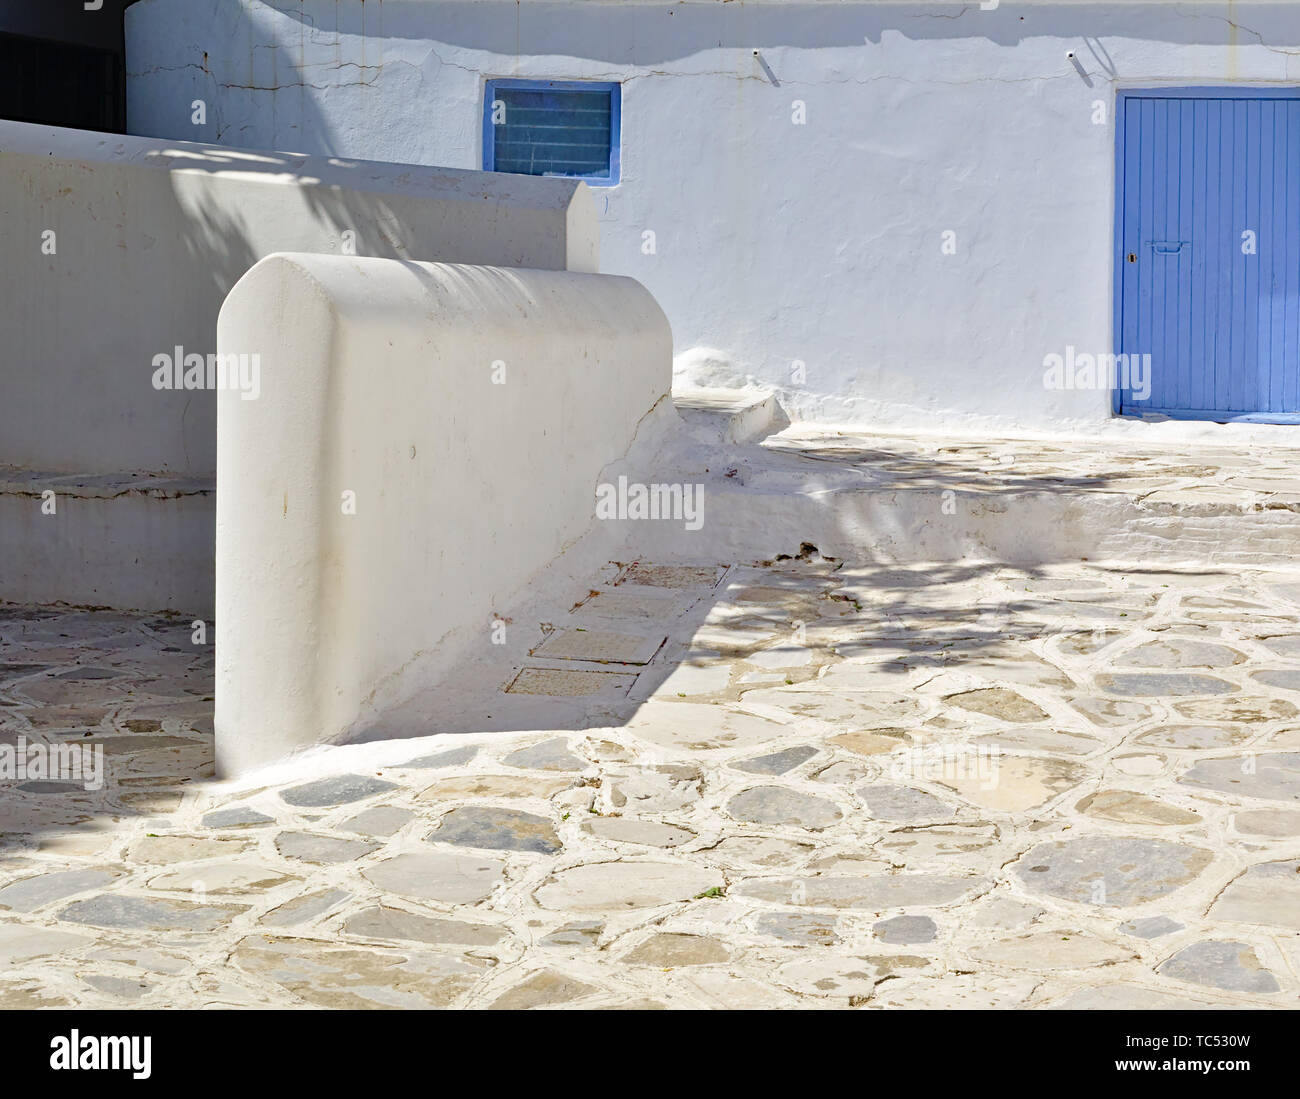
1117,90 -> 1300,422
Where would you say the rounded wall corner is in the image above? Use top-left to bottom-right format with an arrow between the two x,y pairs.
217,251 -> 339,338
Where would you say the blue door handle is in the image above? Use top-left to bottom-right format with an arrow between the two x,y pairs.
1151,241 -> 1188,254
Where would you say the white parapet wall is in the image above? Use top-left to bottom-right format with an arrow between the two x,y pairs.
0,120 -> 598,477
0,121 -> 596,615
214,253 -> 671,775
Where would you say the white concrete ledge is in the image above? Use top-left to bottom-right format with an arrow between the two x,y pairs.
214,254 -> 670,775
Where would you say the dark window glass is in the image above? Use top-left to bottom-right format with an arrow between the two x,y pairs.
486,81 -> 619,184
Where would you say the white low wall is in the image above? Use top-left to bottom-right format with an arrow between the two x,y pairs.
214,254 -> 671,775
0,120 -> 598,476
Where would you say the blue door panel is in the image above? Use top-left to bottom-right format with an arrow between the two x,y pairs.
1117,90 -> 1300,421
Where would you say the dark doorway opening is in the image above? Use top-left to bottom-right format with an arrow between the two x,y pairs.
0,31 -> 124,133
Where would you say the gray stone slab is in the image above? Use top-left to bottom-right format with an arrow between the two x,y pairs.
363,852 -> 505,905
261,888 -> 351,928
620,933 -> 730,966
731,745 -> 819,775
539,921 -> 604,949
971,928 -> 1134,970
1075,789 -> 1201,826
1118,916 -> 1183,939
231,934 -> 481,1010
704,835 -> 814,868
1251,669 -> 1300,691
202,807 -> 274,829
58,894 -> 245,932
753,909 -> 840,945
343,905 -> 506,946
1180,753 -> 1300,802
503,737 -> 587,772
401,746 -> 479,769
874,914 -> 938,944
146,861 -> 295,894
1234,809 -> 1300,836
52,667 -> 121,681
1117,639 -> 1246,669
877,823 -> 1000,861
1135,725 -> 1251,750
944,688 -> 1047,723
488,969 -> 599,1010
280,774 -> 397,808
274,831 -> 380,865
726,786 -> 842,830
83,975 -> 150,1000
535,862 -> 719,912
1097,673 -> 1236,697
858,784 -> 955,823
0,924 -> 90,965
1208,859 -> 1300,930
1067,695 -> 1155,727
428,806 -> 562,854
1259,635 -> 1300,659
1158,941 -> 1279,994
340,805 -> 414,837
1015,836 -> 1212,906
0,868 -> 121,913
582,817 -> 694,848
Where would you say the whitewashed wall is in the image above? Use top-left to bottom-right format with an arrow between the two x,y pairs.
0,120 -> 595,475
126,0 -> 1300,434
214,254 -> 670,773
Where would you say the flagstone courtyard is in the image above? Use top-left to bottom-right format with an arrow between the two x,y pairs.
8,0 -> 1300,1032
3,548 -> 1300,1009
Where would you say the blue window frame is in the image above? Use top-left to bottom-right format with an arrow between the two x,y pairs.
483,79 -> 621,186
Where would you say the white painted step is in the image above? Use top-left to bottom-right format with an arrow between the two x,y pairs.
672,386 -> 789,446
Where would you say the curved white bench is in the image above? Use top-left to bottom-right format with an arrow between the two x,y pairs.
214,254 -> 670,775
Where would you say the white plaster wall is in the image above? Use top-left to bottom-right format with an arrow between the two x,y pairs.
214,254 -> 670,774
0,120 -> 596,475
0,479 -> 214,613
127,0 -> 1300,434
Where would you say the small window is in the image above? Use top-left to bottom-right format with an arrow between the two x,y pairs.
483,79 -> 620,186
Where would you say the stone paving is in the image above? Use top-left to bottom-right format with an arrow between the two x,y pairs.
4,554 -> 1300,1009
764,427 -> 1300,504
